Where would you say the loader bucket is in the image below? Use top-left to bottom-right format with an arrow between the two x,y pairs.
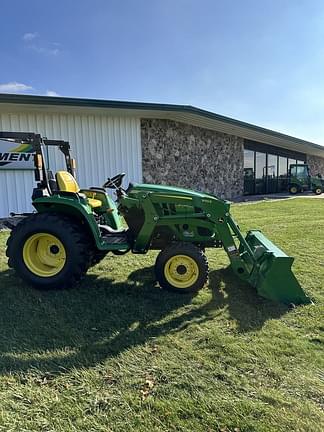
245,230 -> 311,305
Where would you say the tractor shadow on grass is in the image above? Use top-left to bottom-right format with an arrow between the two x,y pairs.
208,267 -> 288,332
0,265 -> 288,375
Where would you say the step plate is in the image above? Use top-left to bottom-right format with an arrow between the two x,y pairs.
102,233 -> 129,245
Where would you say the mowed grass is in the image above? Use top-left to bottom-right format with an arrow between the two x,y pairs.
0,198 -> 323,432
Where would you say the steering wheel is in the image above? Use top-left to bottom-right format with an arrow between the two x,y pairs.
103,173 -> 125,189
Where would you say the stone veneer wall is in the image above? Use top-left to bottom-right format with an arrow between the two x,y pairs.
141,119 -> 244,199
307,155 -> 324,176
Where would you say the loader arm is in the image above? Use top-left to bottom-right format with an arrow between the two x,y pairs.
119,184 -> 311,305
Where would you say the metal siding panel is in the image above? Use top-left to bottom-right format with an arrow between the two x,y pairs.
0,112 -> 34,217
0,170 -> 34,217
88,115 -> 97,186
0,110 -> 141,217
109,118 -> 117,179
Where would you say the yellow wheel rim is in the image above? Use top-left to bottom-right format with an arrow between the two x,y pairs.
315,188 -> 322,194
290,186 -> 298,194
164,255 -> 199,289
23,233 -> 66,277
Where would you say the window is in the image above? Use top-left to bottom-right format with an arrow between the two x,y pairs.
244,149 -> 254,171
278,157 -> 288,177
255,152 -> 266,194
267,154 -> 277,177
290,165 -> 308,178
278,156 -> 288,192
255,152 -> 266,179
296,165 -> 308,177
267,154 -> 278,192
288,158 -> 297,170
243,141 -> 306,195
244,149 -> 255,194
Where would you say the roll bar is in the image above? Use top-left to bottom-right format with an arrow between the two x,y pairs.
0,131 -> 75,192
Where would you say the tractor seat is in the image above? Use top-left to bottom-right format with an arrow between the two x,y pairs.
55,171 -> 102,208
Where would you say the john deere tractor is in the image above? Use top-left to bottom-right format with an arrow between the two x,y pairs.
288,163 -> 323,195
1,132 -> 311,305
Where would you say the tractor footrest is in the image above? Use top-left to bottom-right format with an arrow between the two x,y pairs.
102,233 -> 129,245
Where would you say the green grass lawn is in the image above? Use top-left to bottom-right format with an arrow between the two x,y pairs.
0,198 -> 323,432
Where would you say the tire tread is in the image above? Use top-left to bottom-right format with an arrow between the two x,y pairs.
6,212 -> 93,289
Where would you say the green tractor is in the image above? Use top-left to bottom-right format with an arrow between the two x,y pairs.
288,163 -> 323,195
1,132 -> 311,305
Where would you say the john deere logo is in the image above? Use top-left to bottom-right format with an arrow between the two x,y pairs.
0,140 -> 34,170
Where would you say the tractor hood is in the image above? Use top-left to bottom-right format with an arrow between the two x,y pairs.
128,183 -> 228,203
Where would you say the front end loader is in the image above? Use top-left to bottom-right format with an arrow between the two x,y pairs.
1,131 -> 311,305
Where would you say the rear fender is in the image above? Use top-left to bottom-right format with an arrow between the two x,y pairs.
32,195 -> 104,249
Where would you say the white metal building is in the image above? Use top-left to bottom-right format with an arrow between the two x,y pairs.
0,100 -> 142,217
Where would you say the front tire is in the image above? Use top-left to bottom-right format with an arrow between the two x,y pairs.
289,185 -> 299,195
6,213 -> 91,289
314,187 -> 322,195
155,243 -> 208,294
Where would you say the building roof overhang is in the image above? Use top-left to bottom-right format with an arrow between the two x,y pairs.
0,93 -> 323,157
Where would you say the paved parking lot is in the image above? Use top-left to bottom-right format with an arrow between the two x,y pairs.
234,191 -> 324,203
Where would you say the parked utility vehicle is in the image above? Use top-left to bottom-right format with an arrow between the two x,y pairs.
288,163 -> 323,195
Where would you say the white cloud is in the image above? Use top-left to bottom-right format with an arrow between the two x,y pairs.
45,90 -> 60,96
22,32 -> 38,41
0,82 -> 33,93
22,32 -> 61,56
29,45 -> 60,56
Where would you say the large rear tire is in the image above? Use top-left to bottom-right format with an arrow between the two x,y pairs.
6,213 -> 91,289
155,243 -> 208,294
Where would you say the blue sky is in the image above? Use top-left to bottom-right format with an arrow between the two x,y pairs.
1,0 -> 324,144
